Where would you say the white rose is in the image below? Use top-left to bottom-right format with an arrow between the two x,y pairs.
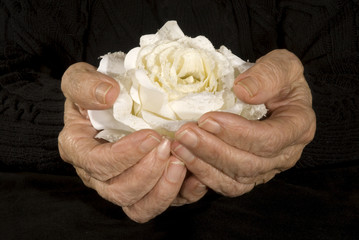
88,21 -> 266,142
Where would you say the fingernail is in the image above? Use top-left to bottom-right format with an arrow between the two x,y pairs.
236,76 -> 257,97
198,118 -> 221,134
139,135 -> 161,153
195,183 -> 207,195
156,137 -> 171,160
166,160 -> 185,183
173,144 -> 195,163
95,82 -> 113,104
176,130 -> 198,147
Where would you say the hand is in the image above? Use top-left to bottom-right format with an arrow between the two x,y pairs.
172,49 -> 316,197
58,62 -> 186,222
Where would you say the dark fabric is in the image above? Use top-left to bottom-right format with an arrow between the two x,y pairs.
1,162 -> 358,240
0,0 -> 359,239
1,0 -> 358,172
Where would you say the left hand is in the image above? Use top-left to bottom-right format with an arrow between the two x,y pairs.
171,49 -> 316,197
59,62 -> 187,222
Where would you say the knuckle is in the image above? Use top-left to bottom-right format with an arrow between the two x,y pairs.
57,128 -> 72,163
263,174 -> 275,184
234,176 -> 253,185
156,187 -> 176,204
156,194 -> 172,207
259,119 -> 294,156
61,62 -> 97,101
85,164 -> 112,182
303,112 -> 316,144
123,202 -> 164,223
86,154 -> 120,182
132,216 -> 150,224
193,165 -> 210,180
57,141 -> 67,162
265,135 -> 283,154
82,147 -> 117,182
108,188 -> 134,207
57,127 -> 66,144
77,169 -> 92,187
213,172 -> 252,197
135,161 -> 157,178
240,158 -> 263,177
125,210 -> 152,224
185,194 -> 202,204
61,69 -> 71,94
277,49 -> 304,79
206,147 -> 223,166
61,63 -> 82,95
171,197 -> 189,206
58,124 -> 118,183
219,182 -> 251,197
280,146 -> 302,169
260,49 -> 304,86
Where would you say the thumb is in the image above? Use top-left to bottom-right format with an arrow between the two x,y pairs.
233,49 -> 304,105
61,62 -> 120,110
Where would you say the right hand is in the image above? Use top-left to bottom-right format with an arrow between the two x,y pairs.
58,62 -> 187,223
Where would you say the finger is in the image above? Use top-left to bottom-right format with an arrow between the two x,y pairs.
61,62 -> 120,110
75,103 -> 90,119
172,142 -> 254,197
236,169 -> 281,185
171,174 -> 208,206
173,123 -> 303,179
234,49 -> 305,106
59,102 -> 162,181
198,108 -> 315,157
122,156 -> 186,223
63,99 -> 91,125
75,138 -> 171,207
60,127 -> 162,181
173,122 -> 272,178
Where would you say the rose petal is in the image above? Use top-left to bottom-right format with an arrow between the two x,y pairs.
141,110 -> 188,133
141,41 -> 179,72
140,21 -> 185,47
117,113 -> 152,131
97,52 -> 126,77
113,81 -> 133,116
181,36 -> 215,52
135,70 -> 177,119
170,92 -> 224,120
112,79 -> 152,131
95,129 -> 130,142
158,21 -> 185,40
221,90 -> 236,110
91,21 -> 267,141
139,34 -> 158,47
129,77 -> 141,105
219,46 -> 254,74
224,100 -> 267,120
240,103 -> 267,120
124,47 -> 141,71
88,109 -> 133,132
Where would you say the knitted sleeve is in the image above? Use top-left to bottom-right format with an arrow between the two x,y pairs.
0,0 -> 89,174
240,0 -> 359,167
276,1 -> 359,167
234,0 -> 358,167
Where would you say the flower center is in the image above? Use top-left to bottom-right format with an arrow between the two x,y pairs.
179,75 -> 198,84
175,50 -> 208,85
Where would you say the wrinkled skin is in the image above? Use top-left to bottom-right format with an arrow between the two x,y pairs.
58,49 -> 316,222
58,63 -> 206,223
171,49 -> 316,199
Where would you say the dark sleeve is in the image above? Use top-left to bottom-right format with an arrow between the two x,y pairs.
0,0 -> 89,174
242,0 -> 359,167
276,1 -> 359,167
